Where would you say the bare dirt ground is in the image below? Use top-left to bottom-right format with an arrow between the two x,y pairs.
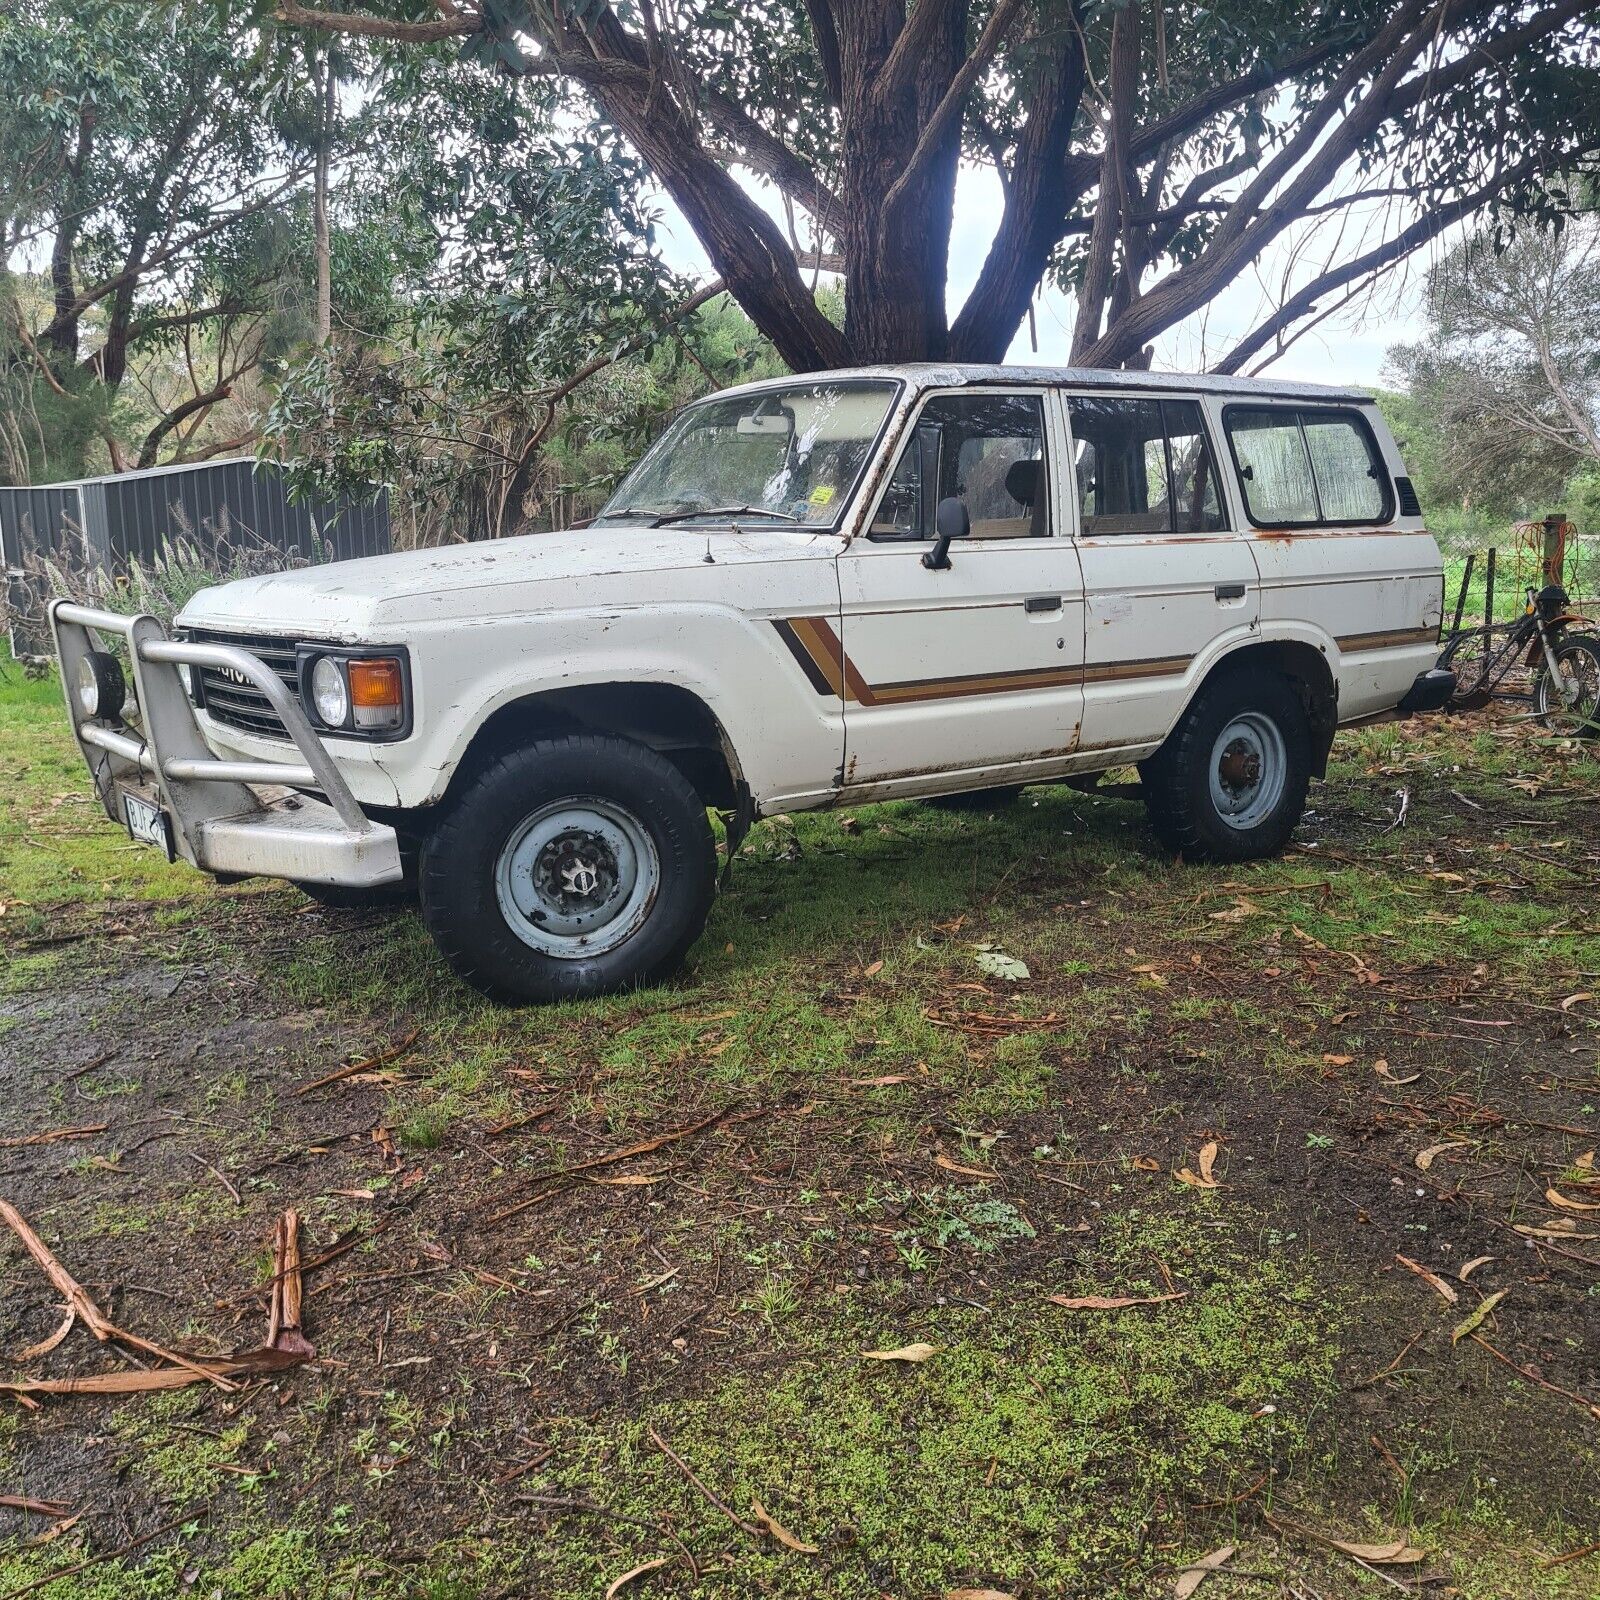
1,684 -> 1598,1598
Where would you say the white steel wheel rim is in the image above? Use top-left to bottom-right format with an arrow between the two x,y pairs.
1543,649 -> 1600,732
1208,712 -> 1287,831
494,797 -> 660,959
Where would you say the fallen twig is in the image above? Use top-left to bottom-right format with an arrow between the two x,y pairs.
0,1125 -> 107,1150
648,1424 -> 762,1538
1469,1332 -> 1600,1423
0,1509 -> 199,1600
484,1111 -> 737,1226
292,1029 -> 420,1097
0,1497 -> 69,1517
187,1151 -> 241,1206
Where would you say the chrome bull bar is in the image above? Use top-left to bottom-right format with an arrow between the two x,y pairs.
49,601 -> 402,888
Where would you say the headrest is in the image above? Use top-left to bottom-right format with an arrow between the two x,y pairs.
1005,458 -> 1040,507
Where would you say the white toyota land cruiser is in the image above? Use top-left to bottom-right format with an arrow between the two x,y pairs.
52,364 -> 1452,1002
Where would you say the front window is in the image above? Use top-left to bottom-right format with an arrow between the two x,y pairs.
596,380 -> 898,529
870,392 -> 1048,540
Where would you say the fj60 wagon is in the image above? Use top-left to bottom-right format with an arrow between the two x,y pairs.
52,365 -> 1451,1001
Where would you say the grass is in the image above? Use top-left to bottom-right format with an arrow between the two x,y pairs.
3,651 -> 1600,1597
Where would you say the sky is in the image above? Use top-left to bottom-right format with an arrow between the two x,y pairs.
652,161 -> 1437,390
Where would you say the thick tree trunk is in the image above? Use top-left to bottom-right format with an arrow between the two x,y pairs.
313,53 -> 335,345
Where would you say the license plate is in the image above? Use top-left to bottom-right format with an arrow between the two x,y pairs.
122,791 -> 174,861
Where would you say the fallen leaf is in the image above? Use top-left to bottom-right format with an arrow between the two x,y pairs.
1395,1253 -> 1458,1304
1046,1291 -> 1188,1311
935,1154 -> 995,1181
1322,1053 -> 1354,1066
1174,1544 -> 1236,1598
862,1343 -> 939,1364
750,1496 -> 818,1554
1175,1140 -> 1221,1189
1330,1538 -> 1427,1565
1414,1140 -> 1465,1171
1577,1150 -> 1595,1171
851,1074 -> 916,1087
587,1174 -> 663,1187
28,1512 -> 81,1547
1516,1222 -> 1600,1240
1457,1255 -> 1495,1281
1545,1187 -> 1600,1213
974,949 -> 1029,981
1559,992 -> 1593,1012
604,1556 -> 669,1598
1373,1060 -> 1420,1085
13,1308 -> 75,1365
1209,896 -> 1262,922
1452,1288 -> 1508,1345
1133,1155 -> 1161,1171
945,1591 -> 1018,1600
862,960 -> 884,978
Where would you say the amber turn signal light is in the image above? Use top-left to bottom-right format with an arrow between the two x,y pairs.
347,657 -> 405,731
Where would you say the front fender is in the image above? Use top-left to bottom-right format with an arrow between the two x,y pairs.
385,605 -> 844,811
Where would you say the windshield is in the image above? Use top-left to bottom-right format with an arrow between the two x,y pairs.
597,379 -> 898,528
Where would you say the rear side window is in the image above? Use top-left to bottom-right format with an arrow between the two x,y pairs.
1066,395 -> 1226,536
1225,407 -> 1390,526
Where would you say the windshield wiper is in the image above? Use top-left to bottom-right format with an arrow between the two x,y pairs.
593,506 -> 665,526
653,505 -> 803,526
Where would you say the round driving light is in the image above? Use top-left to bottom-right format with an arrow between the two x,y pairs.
310,656 -> 349,727
77,651 -> 125,720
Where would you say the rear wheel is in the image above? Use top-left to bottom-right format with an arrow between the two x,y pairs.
1535,634 -> 1600,736
419,733 -> 716,1004
1140,669 -> 1311,862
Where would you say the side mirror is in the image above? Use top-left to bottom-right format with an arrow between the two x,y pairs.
922,497 -> 970,570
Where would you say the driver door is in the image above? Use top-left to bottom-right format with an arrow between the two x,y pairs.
833,388 -> 1086,795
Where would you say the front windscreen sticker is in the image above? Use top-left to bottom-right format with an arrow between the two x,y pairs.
809,485 -> 835,506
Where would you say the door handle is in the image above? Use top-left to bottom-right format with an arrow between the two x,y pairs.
1214,583 -> 1247,602
1024,595 -> 1062,614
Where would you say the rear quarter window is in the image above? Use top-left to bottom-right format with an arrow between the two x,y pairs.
1224,406 -> 1391,527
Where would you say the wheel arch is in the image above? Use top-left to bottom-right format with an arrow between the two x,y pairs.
1199,637 -> 1339,777
439,682 -> 745,812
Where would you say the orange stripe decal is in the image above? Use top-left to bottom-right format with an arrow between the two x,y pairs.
773,618 -> 1192,705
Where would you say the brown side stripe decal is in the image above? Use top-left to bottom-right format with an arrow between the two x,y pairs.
1335,627 -> 1437,652
773,618 -> 1190,705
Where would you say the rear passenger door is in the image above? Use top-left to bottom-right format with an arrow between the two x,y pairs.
1065,391 -> 1259,754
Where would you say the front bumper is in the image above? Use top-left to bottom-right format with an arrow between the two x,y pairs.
49,602 -> 402,889
1398,665 -> 1457,716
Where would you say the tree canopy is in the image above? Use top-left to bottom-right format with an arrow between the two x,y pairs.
1386,214 -> 1600,520
278,0 -> 1600,372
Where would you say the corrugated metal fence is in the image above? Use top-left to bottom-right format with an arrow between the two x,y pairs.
3,457 -> 389,654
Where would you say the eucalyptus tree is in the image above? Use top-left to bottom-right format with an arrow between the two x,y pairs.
274,0 -> 1600,373
0,0 -> 343,477
1387,214 -> 1600,518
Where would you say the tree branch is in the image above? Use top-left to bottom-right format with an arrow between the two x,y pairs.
273,0 -> 479,43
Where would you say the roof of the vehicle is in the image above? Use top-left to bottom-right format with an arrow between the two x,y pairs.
717,363 -> 1374,405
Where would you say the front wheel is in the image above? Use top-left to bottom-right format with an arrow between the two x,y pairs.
1140,669 -> 1312,863
419,734 -> 716,1004
1535,633 -> 1600,736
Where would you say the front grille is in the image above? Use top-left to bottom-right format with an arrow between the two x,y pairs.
182,626 -> 300,740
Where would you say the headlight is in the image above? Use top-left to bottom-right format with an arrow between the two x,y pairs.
77,651 -> 126,720
310,656 -> 349,727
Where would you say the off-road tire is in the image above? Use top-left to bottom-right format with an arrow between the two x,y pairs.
1534,633 -> 1600,736
419,733 -> 716,1004
926,785 -> 1026,812
1140,668 -> 1311,863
